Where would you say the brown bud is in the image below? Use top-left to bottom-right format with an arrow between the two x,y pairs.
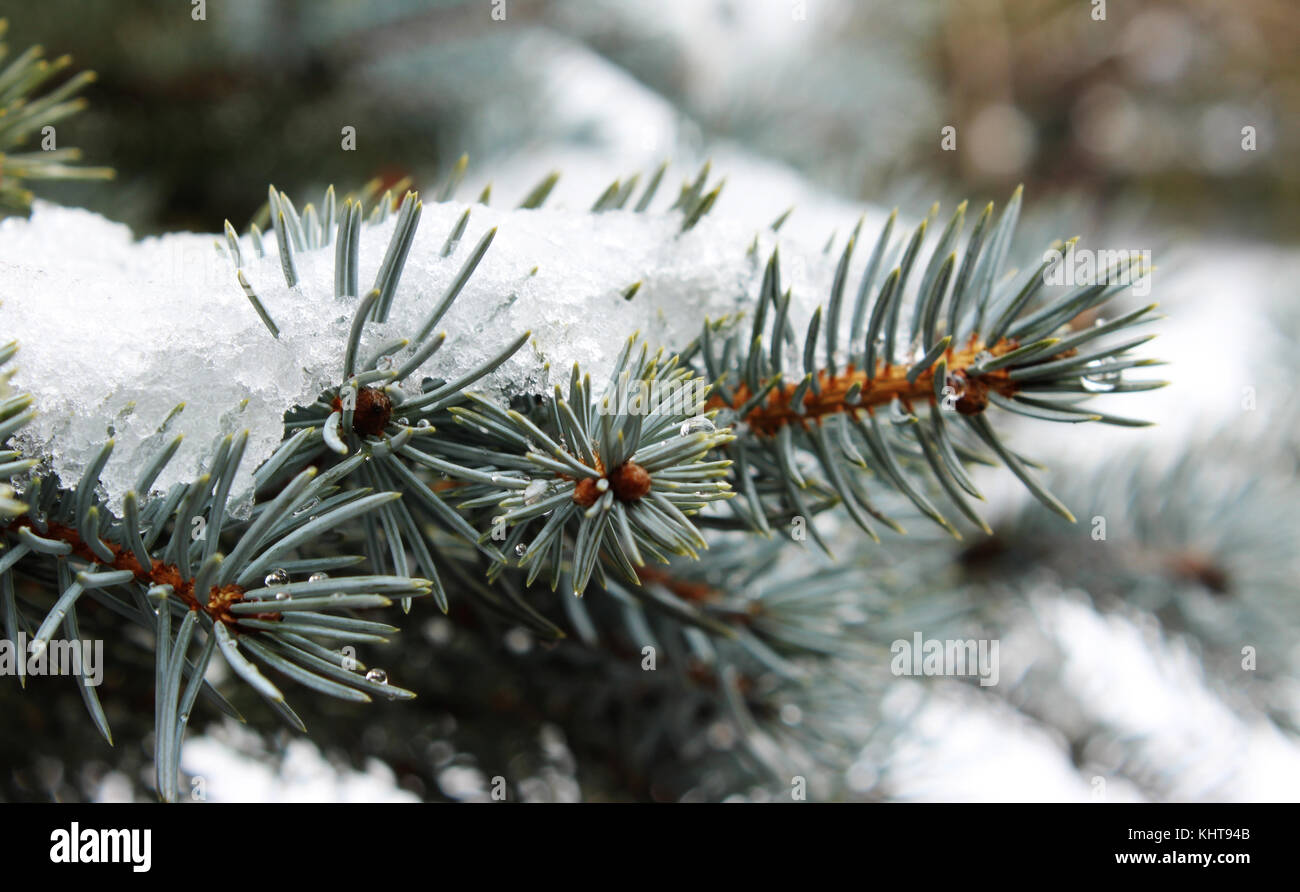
609,461 -> 652,502
573,477 -> 600,507
947,371 -> 989,416
352,387 -> 393,437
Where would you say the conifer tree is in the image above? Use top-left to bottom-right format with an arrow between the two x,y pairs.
0,21 -> 1193,803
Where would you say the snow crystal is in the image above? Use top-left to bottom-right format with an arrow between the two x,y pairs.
0,187 -> 887,517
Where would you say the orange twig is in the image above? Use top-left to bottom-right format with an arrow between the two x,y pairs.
717,338 -> 1024,435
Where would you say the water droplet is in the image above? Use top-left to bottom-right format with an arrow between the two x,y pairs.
595,478 -> 609,492
973,350 -> 994,367
293,499 -> 319,516
522,479 -> 548,505
264,568 -> 289,587
275,590 -> 292,601
679,416 -> 716,437
416,418 -> 431,429
308,571 -> 329,583
514,543 -> 527,558
1082,358 -> 1123,393
780,704 -> 804,726
397,417 -> 409,426
366,668 -> 388,685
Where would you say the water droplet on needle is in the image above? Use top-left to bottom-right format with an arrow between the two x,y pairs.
1082,358 -> 1123,393
679,416 -> 716,437
522,480 -> 548,505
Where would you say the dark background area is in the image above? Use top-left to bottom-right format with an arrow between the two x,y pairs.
5,0 -> 1295,240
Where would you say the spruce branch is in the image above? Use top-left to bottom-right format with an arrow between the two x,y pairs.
419,336 -> 735,597
0,340 -> 37,518
0,20 -> 113,216
961,434 -> 1300,721
694,188 -> 1164,549
0,384 -> 434,799
231,181 -> 535,612
0,137 -> 1175,802
305,534 -> 944,799
225,166 -> 735,608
